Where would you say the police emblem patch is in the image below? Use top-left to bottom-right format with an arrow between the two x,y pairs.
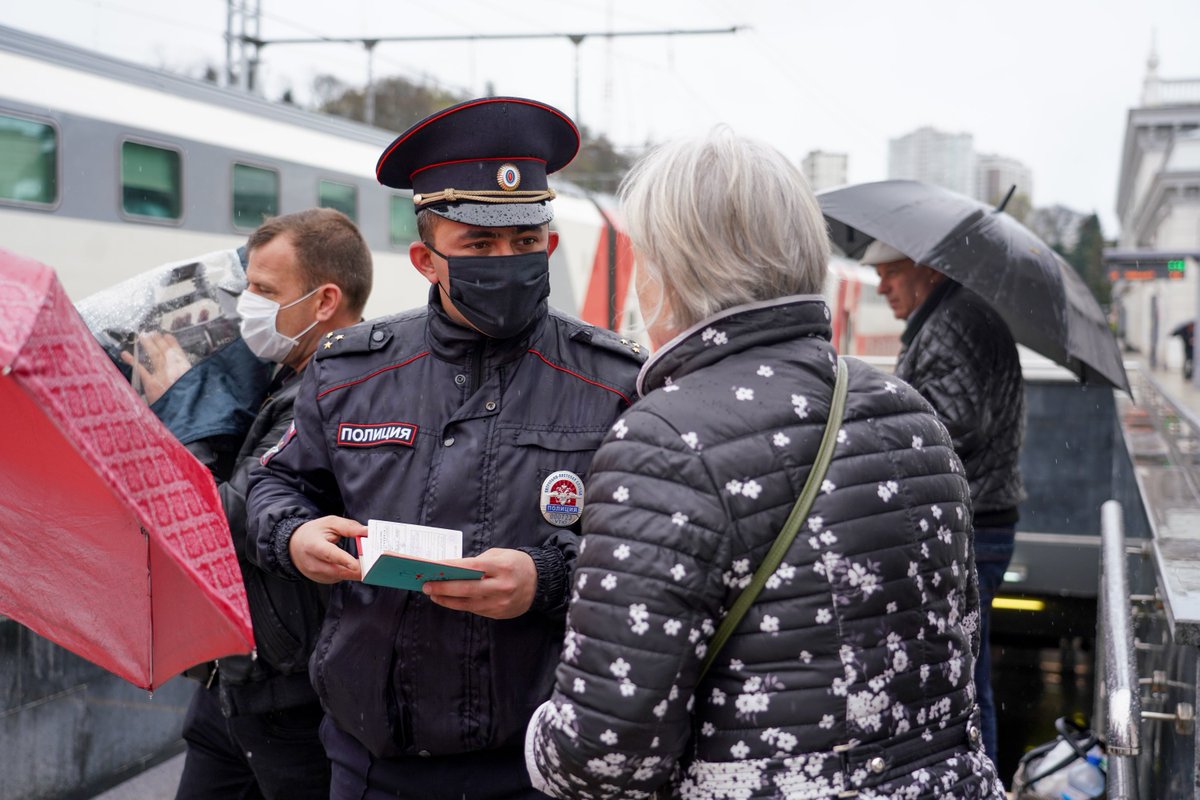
496,163 -> 521,191
337,421 -> 418,448
540,470 -> 585,527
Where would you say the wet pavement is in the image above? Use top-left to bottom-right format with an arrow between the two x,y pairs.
88,754 -> 183,800
1145,360 -> 1200,417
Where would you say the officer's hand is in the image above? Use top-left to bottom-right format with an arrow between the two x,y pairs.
289,516 -> 365,584
422,548 -> 537,619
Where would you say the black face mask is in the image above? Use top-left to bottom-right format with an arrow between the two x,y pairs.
425,242 -> 551,339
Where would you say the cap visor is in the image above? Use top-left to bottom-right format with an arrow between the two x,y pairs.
431,201 -> 553,227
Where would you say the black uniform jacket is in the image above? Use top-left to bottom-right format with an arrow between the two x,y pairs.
246,298 -> 643,759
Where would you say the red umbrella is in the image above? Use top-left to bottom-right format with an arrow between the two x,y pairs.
0,248 -> 253,690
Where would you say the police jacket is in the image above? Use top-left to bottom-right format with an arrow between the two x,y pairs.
246,298 -> 643,759
525,297 -> 1003,800
895,281 -> 1025,525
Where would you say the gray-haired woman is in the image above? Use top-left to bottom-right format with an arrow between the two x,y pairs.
524,128 -> 1003,800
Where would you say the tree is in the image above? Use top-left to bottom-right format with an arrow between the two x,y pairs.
558,127 -> 636,195
1066,213 -> 1110,306
1027,204 -> 1086,252
313,75 -> 638,192
313,74 -> 467,133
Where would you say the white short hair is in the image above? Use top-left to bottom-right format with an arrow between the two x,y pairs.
619,127 -> 830,332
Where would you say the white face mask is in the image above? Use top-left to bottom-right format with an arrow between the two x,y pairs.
237,287 -> 319,363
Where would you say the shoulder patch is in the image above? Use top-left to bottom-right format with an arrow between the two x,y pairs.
315,321 -> 393,360
569,325 -> 647,364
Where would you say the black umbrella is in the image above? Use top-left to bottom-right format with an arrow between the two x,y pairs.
818,180 -> 1128,392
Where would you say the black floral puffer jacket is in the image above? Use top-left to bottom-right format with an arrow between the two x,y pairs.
525,297 -> 1004,800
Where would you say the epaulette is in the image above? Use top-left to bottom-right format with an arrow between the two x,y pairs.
568,324 -> 647,364
314,319 -> 395,360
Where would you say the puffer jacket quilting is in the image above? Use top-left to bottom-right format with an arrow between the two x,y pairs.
526,297 -> 1004,800
895,282 -> 1024,516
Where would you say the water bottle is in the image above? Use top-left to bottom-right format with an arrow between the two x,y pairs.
1026,738 -> 1077,790
1061,753 -> 1105,799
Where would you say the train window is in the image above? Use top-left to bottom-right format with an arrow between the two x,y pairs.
0,113 -> 57,206
121,141 -> 182,220
232,163 -> 279,229
389,195 -> 418,247
319,179 -> 357,222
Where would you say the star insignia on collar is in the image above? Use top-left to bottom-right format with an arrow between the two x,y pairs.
323,341 -> 333,349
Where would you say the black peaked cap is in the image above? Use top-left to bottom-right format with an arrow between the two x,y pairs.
376,97 -> 580,227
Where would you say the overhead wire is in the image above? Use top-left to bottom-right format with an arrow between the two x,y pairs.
249,0 -> 475,97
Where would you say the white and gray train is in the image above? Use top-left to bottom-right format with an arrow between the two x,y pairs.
0,25 -> 638,328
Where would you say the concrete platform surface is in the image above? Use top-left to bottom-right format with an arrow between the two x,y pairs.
89,753 -> 184,800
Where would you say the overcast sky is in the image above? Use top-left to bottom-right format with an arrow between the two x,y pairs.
7,0 -> 1200,236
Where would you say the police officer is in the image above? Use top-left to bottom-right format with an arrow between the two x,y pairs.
246,97 -> 643,800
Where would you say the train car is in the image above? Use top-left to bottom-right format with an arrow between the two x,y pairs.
0,25 -> 638,330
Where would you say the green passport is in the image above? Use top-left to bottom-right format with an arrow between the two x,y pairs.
360,519 -> 484,591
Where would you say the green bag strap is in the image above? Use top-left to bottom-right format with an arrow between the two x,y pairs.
698,357 -> 850,683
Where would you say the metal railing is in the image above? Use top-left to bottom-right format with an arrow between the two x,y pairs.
1100,500 -> 1141,799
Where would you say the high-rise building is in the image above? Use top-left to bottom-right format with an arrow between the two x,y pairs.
887,126 -> 975,197
975,153 -> 1033,207
801,150 -> 848,192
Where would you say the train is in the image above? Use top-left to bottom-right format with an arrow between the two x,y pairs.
0,24 -> 640,332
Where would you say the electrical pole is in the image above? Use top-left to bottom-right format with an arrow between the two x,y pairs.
364,40 -> 378,126
224,0 -> 234,88
241,26 -> 743,128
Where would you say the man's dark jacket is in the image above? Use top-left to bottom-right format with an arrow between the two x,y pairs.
209,369 -> 328,714
895,280 -> 1024,524
245,298 -> 643,760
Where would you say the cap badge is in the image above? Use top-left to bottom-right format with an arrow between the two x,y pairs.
497,163 -> 522,192
540,470 -> 585,527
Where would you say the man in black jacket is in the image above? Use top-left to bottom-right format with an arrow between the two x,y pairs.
246,98 -> 642,800
865,238 -> 1025,767
135,208 -> 372,800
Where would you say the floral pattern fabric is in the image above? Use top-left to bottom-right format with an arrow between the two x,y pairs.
526,297 -> 1004,800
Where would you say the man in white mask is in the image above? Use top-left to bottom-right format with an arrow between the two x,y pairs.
174,207 -> 372,800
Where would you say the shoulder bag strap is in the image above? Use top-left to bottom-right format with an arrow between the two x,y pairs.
698,357 -> 850,683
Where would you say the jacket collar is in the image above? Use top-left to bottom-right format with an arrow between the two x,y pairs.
424,287 -> 547,363
901,278 -> 960,346
638,295 -> 831,395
